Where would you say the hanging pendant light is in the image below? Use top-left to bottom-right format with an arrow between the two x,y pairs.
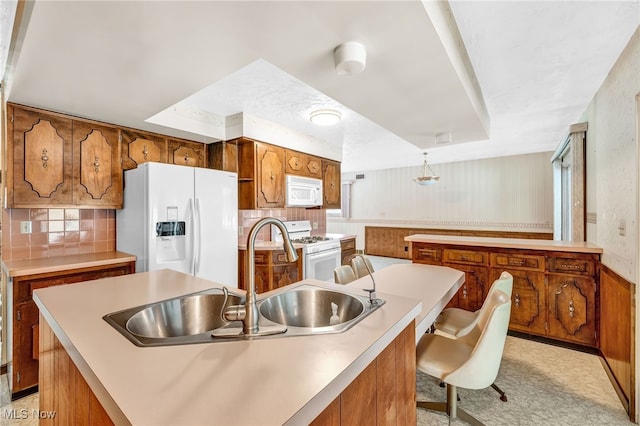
414,152 -> 440,186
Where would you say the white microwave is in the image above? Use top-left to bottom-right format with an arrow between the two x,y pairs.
286,175 -> 323,207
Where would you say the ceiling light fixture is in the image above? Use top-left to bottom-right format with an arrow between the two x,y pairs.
334,41 -> 366,75
309,109 -> 342,126
414,152 -> 440,186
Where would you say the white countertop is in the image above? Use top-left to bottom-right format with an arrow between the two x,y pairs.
405,234 -> 603,254
34,267 -> 455,425
347,263 -> 465,342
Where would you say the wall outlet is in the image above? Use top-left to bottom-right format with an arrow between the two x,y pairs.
20,221 -> 32,234
312,222 -> 318,230
618,219 -> 626,236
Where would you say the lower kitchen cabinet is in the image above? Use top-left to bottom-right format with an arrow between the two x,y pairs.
445,264 -> 488,312
489,268 -> 547,336
311,321 -> 415,426
547,274 -> 596,346
238,248 -> 303,294
340,238 -> 356,266
411,241 -> 600,348
10,261 -> 135,399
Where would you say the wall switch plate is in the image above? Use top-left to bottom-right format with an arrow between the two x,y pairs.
618,219 -> 626,236
20,221 -> 32,234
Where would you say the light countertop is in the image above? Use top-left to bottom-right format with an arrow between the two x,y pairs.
237,241 -> 305,251
325,233 -> 356,241
405,234 -> 603,254
347,263 -> 465,341
33,268 -> 444,425
2,251 -> 136,277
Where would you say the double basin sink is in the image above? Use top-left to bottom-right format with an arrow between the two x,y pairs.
104,284 -> 385,347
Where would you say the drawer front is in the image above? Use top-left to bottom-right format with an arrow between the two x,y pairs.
340,238 -> 356,251
253,252 -> 269,265
273,249 -> 301,264
548,256 -> 595,276
443,249 -> 488,265
413,246 -> 443,263
490,253 -> 545,271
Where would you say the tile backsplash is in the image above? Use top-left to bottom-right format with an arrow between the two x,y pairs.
238,208 -> 327,244
2,208 -> 115,261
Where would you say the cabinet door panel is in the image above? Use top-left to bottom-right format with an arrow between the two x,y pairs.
445,264 -> 487,312
256,143 -> 285,208
168,140 -> 205,167
322,160 -> 341,208
493,269 -> 546,335
14,302 -> 40,392
12,106 -> 73,206
73,121 -> 122,207
547,275 -> 596,346
121,130 -> 167,169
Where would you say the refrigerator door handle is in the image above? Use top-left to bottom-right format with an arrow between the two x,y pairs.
194,197 -> 202,276
189,198 -> 196,275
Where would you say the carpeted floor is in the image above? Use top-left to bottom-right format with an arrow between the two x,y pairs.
417,335 -> 632,425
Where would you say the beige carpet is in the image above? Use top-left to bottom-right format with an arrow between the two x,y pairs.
417,335 -> 631,425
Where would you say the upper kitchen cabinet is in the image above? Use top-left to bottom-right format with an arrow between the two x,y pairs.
121,129 -> 168,170
285,149 -> 322,179
72,121 -> 123,208
168,138 -> 205,168
8,104 -> 74,206
237,138 -> 286,209
7,103 -> 122,209
322,159 -> 341,209
208,140 -> 238,173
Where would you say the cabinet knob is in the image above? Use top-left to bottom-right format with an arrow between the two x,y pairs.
515,292 -> 520,308
569,300 -> 575,318
41,148 -> 49,169
93,156 -> 101,173
462,285 -> 467,299
143,145 -> 149,160
184,152 -> 190,164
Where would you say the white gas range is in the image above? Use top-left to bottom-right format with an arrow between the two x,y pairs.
272,220 -> 341,282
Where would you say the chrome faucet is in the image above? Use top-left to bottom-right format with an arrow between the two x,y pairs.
223,217 -> 298,336
356,254 -> 379,306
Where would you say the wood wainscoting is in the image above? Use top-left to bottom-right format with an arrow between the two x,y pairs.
365,226 -> 553,259
599,264 -> 635,420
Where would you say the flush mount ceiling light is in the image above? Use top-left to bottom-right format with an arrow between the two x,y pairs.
334,41 -> 366,75
414,152 -> 440,186
309,109 -> 342,126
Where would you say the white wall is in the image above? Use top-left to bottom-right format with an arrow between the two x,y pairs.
328,151 -> 554,250
583,27 -> 639,284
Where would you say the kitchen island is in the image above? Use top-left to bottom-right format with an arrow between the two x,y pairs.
34,265 -> 463,425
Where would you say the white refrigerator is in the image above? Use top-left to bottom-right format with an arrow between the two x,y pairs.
117,162 -> 238,287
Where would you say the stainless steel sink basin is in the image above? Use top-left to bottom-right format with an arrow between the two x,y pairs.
104,288 -> 243,347
259,287 -> 365,328
104,284 -> 384,346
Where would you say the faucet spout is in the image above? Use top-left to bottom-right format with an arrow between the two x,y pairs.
233,217 -> 297,336
356,254 -> 379,306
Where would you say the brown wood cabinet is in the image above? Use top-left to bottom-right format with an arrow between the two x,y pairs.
40,315 -> 414,426
236,138 -> 286,209
208,140 -> 238,172
311,321 -> 416,425
121,129 -> 168,170
322,159 -> 341,209
340,238 -> 356,266
10,261 -> 135,399
238,248 -> 303,293
8,103 -> 123,208
72,121 -> 123,207
8,104 -> 74,207
285,149 -> 323,179
168,138 -> 206,168
411,241 -> 600,348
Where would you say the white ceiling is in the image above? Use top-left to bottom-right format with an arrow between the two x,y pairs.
2,1 -> 638,173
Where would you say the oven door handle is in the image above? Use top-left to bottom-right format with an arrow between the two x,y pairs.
306,248 -> 342,260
